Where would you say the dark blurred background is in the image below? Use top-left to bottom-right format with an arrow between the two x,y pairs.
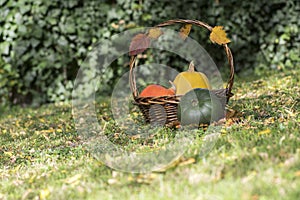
0,0 -> 299,107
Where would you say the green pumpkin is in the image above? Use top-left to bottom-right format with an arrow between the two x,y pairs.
178,88 -> 224,126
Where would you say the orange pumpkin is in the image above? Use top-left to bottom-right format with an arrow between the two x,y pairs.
139,84 -> 175,97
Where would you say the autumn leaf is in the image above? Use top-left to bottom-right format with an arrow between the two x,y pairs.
178,158 -> 196,166
129,33 -> 150,56
39,189 -> 50,200
226,108 -> 237,119
148,28 -> 163,39
210,26 -> 231,45
179,24 -> 192,40
153,157 -> 195,172
258,129 -> 271,135
65,174 -> 82,186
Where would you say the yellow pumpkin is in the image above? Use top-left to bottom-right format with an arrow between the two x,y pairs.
173,61 -> 211,95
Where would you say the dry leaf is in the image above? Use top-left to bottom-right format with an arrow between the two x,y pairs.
153,157 -> 195,172
65,174 -> 82,185
136,173 -> 157,184
258,129 -> 271,135
225,108 -> 243,125
129,33 -> 150,56
179,24 -> 192,40
210,26 -> 231,45
148,28 -> 163,39
39,189 -> 50,200
226,108 -> 237,119
178,158 -> 196,166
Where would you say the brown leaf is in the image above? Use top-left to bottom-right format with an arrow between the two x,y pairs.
179,24 -> 192,40
129,33 -> 150,56
209,26 -> 231,45
148,28 -> 163,39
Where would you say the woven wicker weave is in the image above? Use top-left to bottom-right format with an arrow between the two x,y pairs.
129,19 -> 234,127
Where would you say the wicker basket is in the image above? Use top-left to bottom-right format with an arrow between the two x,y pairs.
129,19 -> 234,127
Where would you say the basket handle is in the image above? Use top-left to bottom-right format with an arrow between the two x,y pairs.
129,19 -> 234,101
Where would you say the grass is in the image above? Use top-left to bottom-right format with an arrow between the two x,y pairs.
0,68 -> 299,200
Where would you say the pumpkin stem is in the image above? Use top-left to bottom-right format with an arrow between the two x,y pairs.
188,61 -> 195,72
169,80 -> 176,92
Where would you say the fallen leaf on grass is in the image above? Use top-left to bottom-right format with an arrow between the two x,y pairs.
56,128 -> 63,133
224,108 -> 243,126
178,158 -> 196,166
284,108 -> 296,117
136,173 -> 157,184
226,108 -> 237,119
65,174 -> 82,185
264,117 -> 275,125
29,175 -> 36,184
258,129 -> 271,135
220,128 -> 227,134
153,157 -> 195,172
225,119 -> 235,126
39,189 -> 50,200
4,151 -> 13,156
210,26 -> 231,45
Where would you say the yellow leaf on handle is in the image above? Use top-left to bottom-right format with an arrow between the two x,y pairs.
179,24 -> 192,40
148,28 -> 163,39
210,26 -> 231,45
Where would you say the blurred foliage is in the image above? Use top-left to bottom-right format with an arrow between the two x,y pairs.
0,0 -> 299,106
